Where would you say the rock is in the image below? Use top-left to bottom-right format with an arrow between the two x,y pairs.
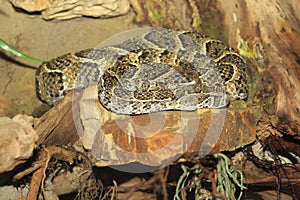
0,115 -> 38,173
9,0 -> 130,20
10,0 -> 50,12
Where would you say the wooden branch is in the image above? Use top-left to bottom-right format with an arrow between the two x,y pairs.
33,92 -> 80,146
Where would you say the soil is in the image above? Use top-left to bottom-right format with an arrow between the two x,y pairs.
0,0 -> 138,117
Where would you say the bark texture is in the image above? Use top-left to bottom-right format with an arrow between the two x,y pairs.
217,0 -> 300,136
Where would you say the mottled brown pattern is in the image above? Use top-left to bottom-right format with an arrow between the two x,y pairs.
36,29 -> 248,115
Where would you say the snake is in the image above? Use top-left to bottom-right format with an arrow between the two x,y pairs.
35,29 -> 248,115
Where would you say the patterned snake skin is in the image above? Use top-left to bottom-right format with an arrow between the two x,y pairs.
36,29 -> 248,115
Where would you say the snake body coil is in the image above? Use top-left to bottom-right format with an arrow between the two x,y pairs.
36,29 -> 248,115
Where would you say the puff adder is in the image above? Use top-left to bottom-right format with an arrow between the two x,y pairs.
36,29 -> 248,115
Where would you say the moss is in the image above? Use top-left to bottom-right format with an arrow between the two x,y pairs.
237,39 -> 257,59
151,10 -> 164,23
192,14 -> 202,30
147,1 -> 165,24
200,13 -> 228,42
269,116 -> 277,126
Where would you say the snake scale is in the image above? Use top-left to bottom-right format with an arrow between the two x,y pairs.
36,29 -> 248,115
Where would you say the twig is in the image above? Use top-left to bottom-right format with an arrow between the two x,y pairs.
26,167 -> 44,200
160,167 -> 169,200
208,169 -> 227,200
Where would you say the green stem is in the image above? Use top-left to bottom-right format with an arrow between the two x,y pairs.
0,39 -> 44,63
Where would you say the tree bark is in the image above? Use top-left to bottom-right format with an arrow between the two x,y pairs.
217,0 -> 300,137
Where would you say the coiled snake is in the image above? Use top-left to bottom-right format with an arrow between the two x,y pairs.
36,29 -> 248,115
